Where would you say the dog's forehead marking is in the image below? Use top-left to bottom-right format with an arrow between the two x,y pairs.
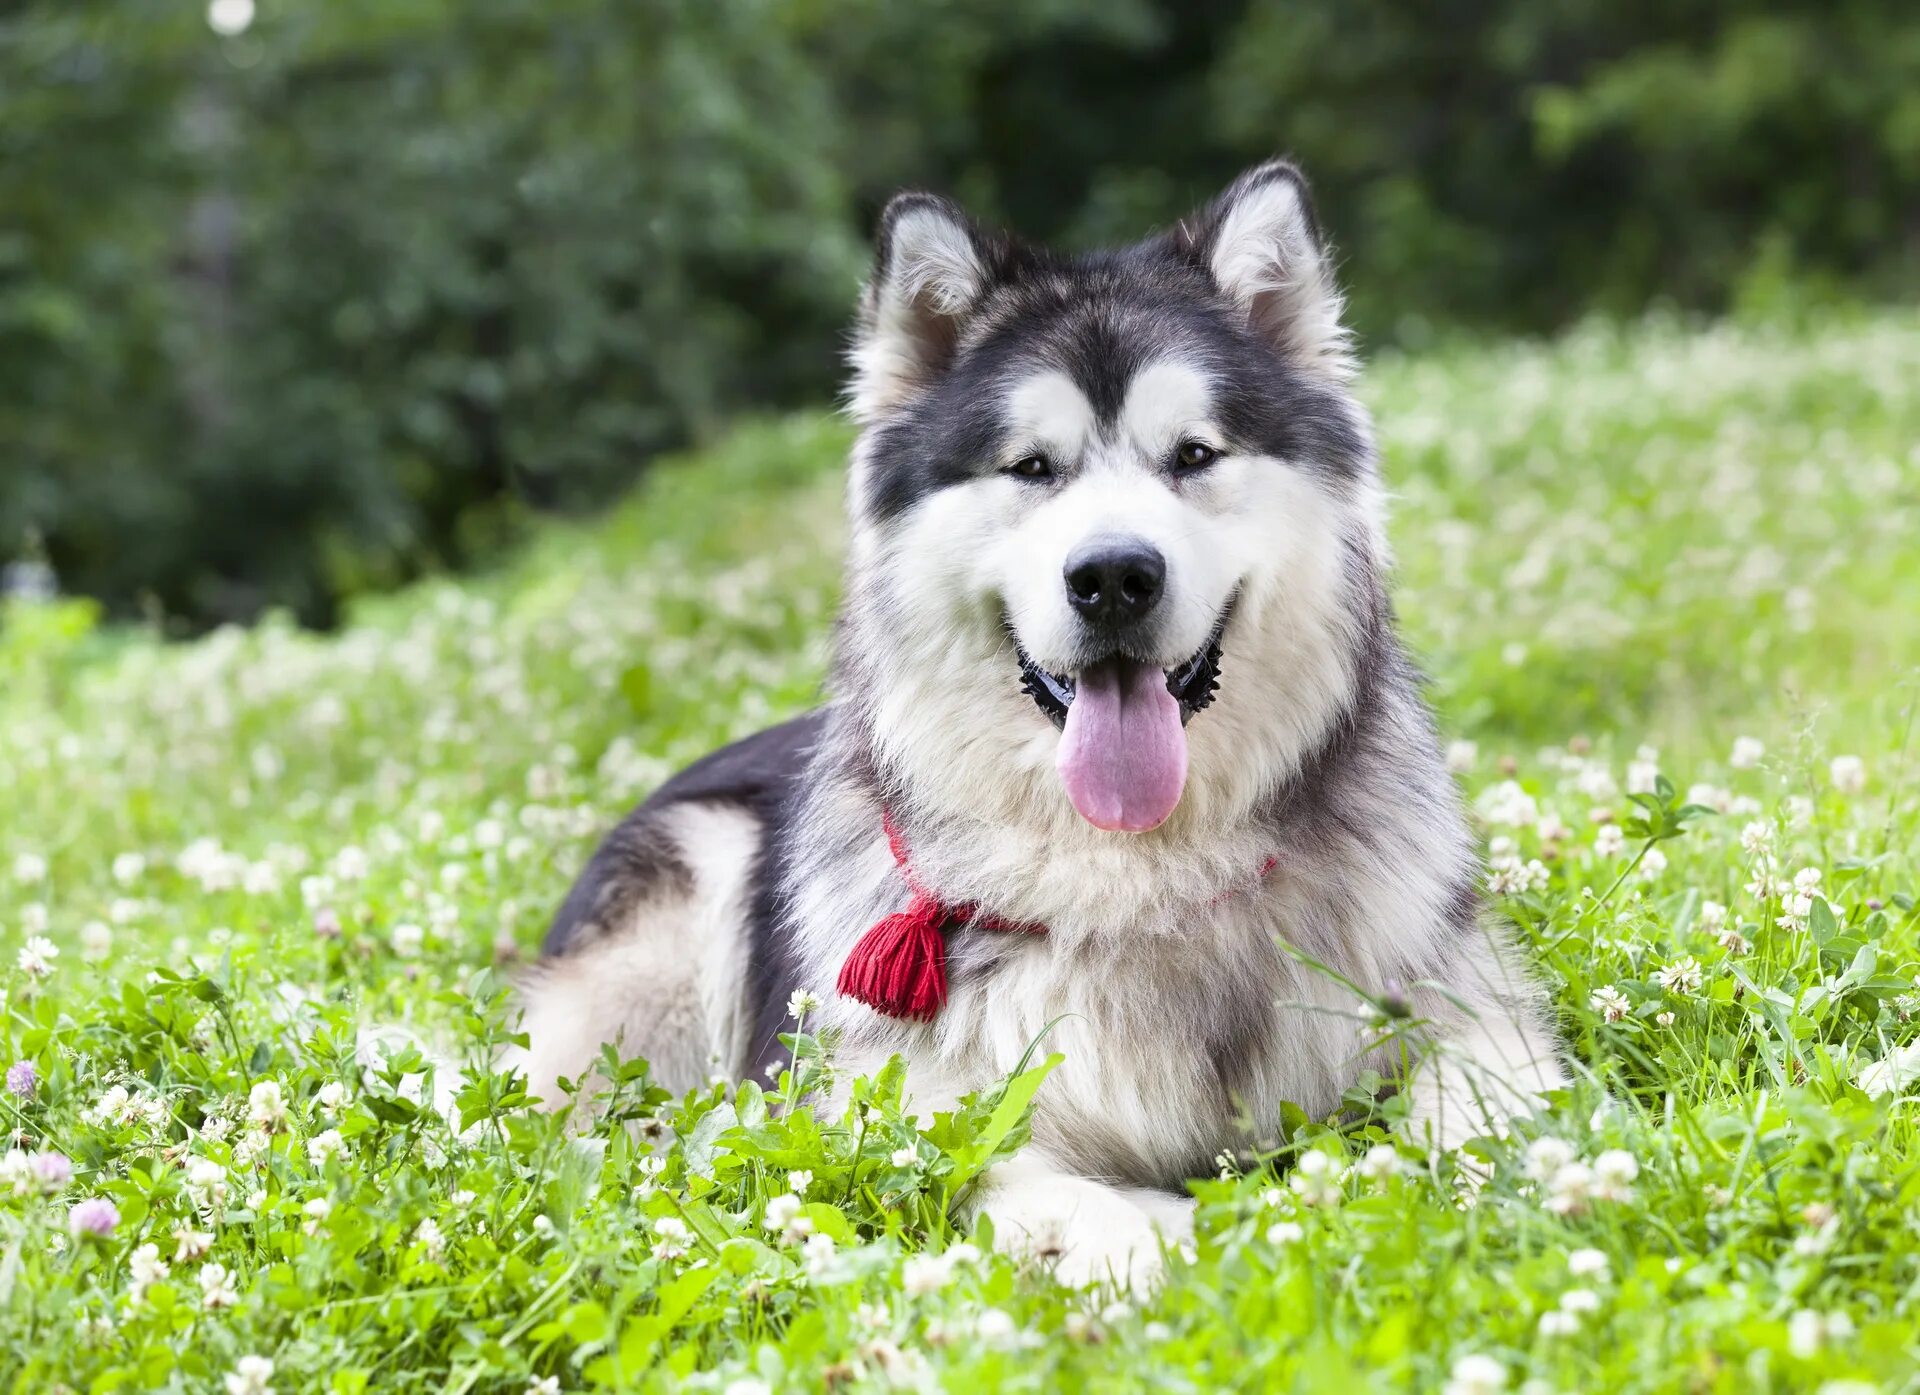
1006,369 -> 1096,454
1119,360 -> 1214,447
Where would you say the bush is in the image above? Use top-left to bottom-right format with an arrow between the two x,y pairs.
3,0 -> 1916,626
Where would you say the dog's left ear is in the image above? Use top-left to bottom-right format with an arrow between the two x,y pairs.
848,193 -> 994,423
1179,160 -> 1355,384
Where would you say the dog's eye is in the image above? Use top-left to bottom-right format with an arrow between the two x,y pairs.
1174,441 -> 1220,472
1007,454 -> 1053,480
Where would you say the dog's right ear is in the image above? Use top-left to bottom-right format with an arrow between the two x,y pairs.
1177,160 -> 1356,384
847,194 -> 991,423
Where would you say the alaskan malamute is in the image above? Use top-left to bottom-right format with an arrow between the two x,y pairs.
522,160 -> 1564,1287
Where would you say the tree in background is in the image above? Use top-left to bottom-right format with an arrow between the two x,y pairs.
3,0 -> 1915,628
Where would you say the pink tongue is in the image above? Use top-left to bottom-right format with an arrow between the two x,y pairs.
1056,659 -> 1189,832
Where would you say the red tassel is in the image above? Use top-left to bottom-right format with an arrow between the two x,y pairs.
837,895 -> 949,1021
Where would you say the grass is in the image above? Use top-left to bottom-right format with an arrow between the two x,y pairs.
3,309 -> 1919,1393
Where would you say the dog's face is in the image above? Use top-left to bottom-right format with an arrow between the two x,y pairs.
841,162 -> 1380,836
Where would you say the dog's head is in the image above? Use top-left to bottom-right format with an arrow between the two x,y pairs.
839,161 -> 1383,837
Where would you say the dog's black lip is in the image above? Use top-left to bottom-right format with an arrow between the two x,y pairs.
1012,596 -> 1234,730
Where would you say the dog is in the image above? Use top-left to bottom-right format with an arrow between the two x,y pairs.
519,159 -> 1565,1289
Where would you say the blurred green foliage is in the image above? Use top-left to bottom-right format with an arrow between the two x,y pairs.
4,0 -> 1916,627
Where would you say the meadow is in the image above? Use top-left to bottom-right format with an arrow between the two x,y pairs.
3,310 -> 1918,1393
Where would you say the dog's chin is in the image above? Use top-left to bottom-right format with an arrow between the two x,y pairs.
1008,597 -> 1234,834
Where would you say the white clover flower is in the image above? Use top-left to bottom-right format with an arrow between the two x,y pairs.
200,1261 -> 240,1309
1788,1309 -> 1825,1359
1698,900 -> 1727,932
247,1081 -> 289,1131
1525,1136 -> 1575,1181
224,1355 -> 275,1395
1445,740 -> 1478,773
129,1242 -> 170,1300
1289,1150 -> 1343,1208
1593,824 -> 1626,859
650,1215 -> 691,1261
1560,1288 -> 1601,1313
79,921 -> 113,964
1655,956 -> 1703,996
1637,846 -> 1668,881
1567,1247 -> 1609,1279
187,1156 -> 230,1212
1777,868 -> 1824,931
1357,1144 -> 1403,1186
1655,1010 -> 1676,1028
1538,1310 -> 1579,1337
1534,811 -> 1571,844
90,1084 -> 134,1127
945,1241 -> 982,1268
1730,737 -> 1765,769
1787,795 -> 1815,826
786,988 -> 822,1020
1265,1220 -> 1305,1245
901,1253 -> 956,1297
315,1080 -> 348,1111
1443,1354 -> 1508,1395
1477,781 -> 1538,828
1487,856 -> 1550,897
1589,985 -> 1630,1023
306,1130 -> 344,1168
1830,756 -> 1866,795
802,1231 -> 838,1277
889,1146 -> 920,1170
415,1217 -> 446,1261
761,1192 -> 811,1243
113,851 -> 148,885
524,1379 -> 560,1395
1626,757 -> 1659,796
12,852 -> 48,885
1575,762 -> 1618,802
787,1169 -> 813,1194
390,923 -> 425,958
975,1308 -> 1020,1349
16,935 -> 58,978
1544,1161 -> 1595,1215
722,1380 -> 772,1395
1593,1149 -> 1639,1201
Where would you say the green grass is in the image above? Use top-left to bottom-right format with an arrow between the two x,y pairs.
4,310 -> 1920,1393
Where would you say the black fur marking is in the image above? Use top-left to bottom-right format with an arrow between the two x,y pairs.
541,817 -> 695,959
542,712 -> 831,1074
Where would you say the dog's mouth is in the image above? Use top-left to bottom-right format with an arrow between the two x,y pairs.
1014,611 -> 1229,729
1012,601 -> 1232,834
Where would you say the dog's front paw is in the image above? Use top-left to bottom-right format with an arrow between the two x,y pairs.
971,1161 -> 1172,1293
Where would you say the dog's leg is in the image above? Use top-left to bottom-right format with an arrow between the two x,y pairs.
962,1152 -> 1185,1293
516,801 -> 762,1107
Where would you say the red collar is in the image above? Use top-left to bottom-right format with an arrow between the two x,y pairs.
835,814 -> 1276,1022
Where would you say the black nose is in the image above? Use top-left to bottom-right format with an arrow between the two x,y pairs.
1063,538 -> 1165,625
